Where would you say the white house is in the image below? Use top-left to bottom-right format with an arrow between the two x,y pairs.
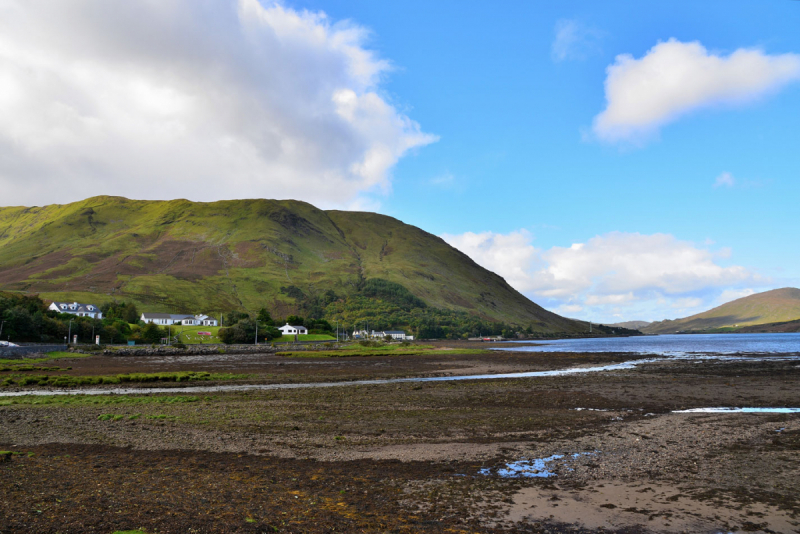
383,330 -> 409,340
372,330 -> 411,340
196,314 -> 219,327
140,313 -> 173,325
49,301 -> 103,319
141,313 -> 219,326
279,323 -> 308,336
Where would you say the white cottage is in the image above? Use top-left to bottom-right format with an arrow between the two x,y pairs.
141,313 -> 219,326
49,301 -> 103,319
279,323 -> 308,336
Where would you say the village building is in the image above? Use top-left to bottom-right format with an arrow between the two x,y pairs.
382,330 -> 409,340
49,301 -> 103,319
140,313 -> 219,326
365,329 -> 413,340
279,323 -> 308,336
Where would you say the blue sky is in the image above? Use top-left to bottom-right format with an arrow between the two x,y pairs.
0,1 -> 798,322
299,0 -> 800,321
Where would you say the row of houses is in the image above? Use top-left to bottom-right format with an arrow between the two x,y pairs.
141,313 -> 218,327
48,301 -> 219,327
353,329 -> 412,341
48,301 -> 410,340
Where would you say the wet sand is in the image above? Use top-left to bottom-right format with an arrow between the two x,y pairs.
1,342 -> 798,533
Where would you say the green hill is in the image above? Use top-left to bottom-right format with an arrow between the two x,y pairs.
0,196 -> 584,335
642,288 -> 800,334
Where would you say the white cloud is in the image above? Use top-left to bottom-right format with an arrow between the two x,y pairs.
593,39 -> 800,143
440,230 -> 539,293
670,297 -> 703,310
551,19 -> 604,63
557,304 -> 584,315
716,288 -> 755,305
714,172 -> 736,188
443,230 -> 763,322
0,0 -> 437,207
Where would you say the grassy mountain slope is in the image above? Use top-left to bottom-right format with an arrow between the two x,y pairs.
642,288 -> 800,334
0,196 -> 582,333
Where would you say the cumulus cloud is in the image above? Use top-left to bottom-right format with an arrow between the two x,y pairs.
441,230 -> 540,293
716,288 -> 756,305
0,0 -> 437,207
593,39 -> 800,143
551,19 -> 604,62
443,230 -> 762,322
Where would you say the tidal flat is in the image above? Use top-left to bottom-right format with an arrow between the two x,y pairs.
1,341 -> 799,533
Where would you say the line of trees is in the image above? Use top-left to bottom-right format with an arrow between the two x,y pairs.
0,293 -> 172,344
217,308 -> 337,344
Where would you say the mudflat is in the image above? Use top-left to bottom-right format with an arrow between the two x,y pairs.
1,341 -> 798,533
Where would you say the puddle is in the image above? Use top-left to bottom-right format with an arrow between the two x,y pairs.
673,407 -> 800,414
479,452 -> 594,479
479,454 -> 564,478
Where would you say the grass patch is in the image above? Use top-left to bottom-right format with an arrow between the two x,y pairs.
280,344 -> 488,358
0,365 -> 68,372
1,371 -> 252,388
0,351 -> 89,366
173,324 -> 222,344
146,414 -> 177,421
98,414 -> 125,421
272,334 -> 337,343
0,395 -> 205,406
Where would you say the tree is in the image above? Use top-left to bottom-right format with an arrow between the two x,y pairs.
123,303 -> 140,324
139,323 -> 167,344
218,318 -> 256,344
286,315 -> 304,326
225,310 -> 249,326
257,308 -> 274,325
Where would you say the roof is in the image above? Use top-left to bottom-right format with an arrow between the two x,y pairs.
384,331 -> 405,335
52,301 -> 100,313
280,324 -> 306,329
141,313 -> 172,319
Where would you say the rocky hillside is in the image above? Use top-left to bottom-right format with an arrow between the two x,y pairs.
0,196 -> 584,333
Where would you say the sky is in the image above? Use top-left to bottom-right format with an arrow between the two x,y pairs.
0,0 -> 798,323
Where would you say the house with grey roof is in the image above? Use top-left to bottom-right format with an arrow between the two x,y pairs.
140,313 -> 218,326
49,301 -> 103,319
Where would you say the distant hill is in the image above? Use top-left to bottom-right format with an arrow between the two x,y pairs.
733,318 -> 800,334
642,288 -> 800,334
603,321 -> 651,331
0,196 -> 585,334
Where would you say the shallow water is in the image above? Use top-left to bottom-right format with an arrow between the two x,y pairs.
500,333 -> 800,355
0,357 -> 660,397
479,452 -> 593,478
479,454 -> 564,478
673,407 -> 800,414
1,343 -> 799,398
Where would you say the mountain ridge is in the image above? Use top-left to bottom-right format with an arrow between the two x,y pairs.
0,196 -> 584,334
642,288 -> 800,334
